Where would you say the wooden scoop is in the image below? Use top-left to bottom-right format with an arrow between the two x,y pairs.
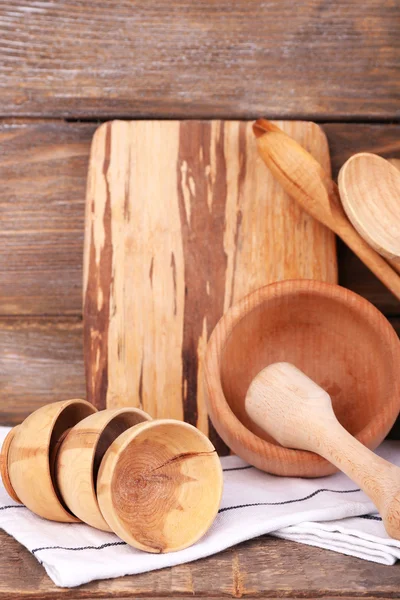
338,153 -> 400,272
253,119 -> 400,301
245,362 -> 400,540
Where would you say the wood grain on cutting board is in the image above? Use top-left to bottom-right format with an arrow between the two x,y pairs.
83,120 -> 337,450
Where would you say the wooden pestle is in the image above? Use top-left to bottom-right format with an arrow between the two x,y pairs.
245,362 -> 400,540
253,119 -> 400,301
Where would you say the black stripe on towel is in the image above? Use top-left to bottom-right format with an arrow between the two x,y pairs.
223,465 -> 253,472
358,514 -> 383,522
218,487 -> 361,513
31,541 -> 127,555
7,488 -> 367,557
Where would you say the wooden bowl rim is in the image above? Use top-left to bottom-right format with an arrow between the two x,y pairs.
69,406 -> 153,487
0,426 -> 21,503
98,419 -> 223,552
12,398 -> 96,521
204,279 -> 400,475
43,399 -> 97,521
57,407 -> 152,531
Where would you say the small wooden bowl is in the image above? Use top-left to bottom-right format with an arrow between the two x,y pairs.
56,407 -> 152,530
2,399 -> 96,521
97,419 -> 223,553
204,279 -> 400,477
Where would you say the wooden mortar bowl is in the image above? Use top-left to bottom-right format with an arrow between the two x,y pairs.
97,419 -> 223,553
56,407 -> 152,530
1,399 -> 96,521
204,279 -> 400,477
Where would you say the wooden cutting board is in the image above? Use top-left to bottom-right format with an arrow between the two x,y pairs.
83,120 -> 337,452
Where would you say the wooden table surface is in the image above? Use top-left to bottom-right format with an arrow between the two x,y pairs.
3,529 -> 400,600
0,1 -> 400,597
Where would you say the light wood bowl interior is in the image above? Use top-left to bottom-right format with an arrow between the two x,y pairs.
97,419 -> 223,553
56,407 -> 152,530
4,399 -> 96,521
204,279 -> 400,477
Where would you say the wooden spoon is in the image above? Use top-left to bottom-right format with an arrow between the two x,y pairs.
253,119 -> 400,301
338,153 -> 400,272
245,362 -> 400,540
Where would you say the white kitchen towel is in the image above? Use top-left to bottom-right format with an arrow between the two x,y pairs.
1,425 -> 400,588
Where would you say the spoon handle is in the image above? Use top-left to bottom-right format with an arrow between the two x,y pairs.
336,203 -> 400,301
387,256 -> 400,277
316,420 -> 400,539
254,121 -> 400,301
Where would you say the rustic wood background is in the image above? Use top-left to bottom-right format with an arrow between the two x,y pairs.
0,0 -> 399,431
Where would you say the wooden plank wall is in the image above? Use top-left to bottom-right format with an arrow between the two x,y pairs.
0,1 -> 399,435
0,1 -> 398,119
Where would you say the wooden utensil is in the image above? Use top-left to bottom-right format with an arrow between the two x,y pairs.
56,407 -> 152,530
97,419 -> 223,553
253,119 -> 400,301
203,279 -> 400,477
83,120 -> 337,451
246,362 -> 400,539
338,153 -> 400,271
1,399 -> 96,522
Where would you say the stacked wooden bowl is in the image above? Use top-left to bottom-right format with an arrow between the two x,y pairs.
1,401 -> 223,553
